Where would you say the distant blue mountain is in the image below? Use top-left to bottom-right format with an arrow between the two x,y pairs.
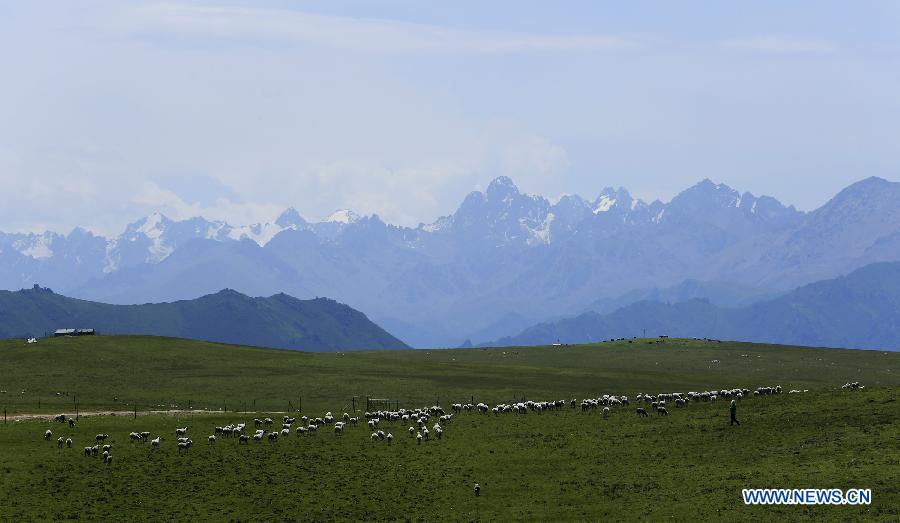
1,176 -> 900,348
485,262 -> 900,351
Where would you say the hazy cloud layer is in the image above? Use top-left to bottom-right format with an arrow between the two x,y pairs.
1,1 -> 899,235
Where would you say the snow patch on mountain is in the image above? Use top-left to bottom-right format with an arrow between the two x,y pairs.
594,195 -> 616,213
12,233 -> 55,259
525,212 -> 555,245
325,209 -> 361,224
227,223 -> 285,246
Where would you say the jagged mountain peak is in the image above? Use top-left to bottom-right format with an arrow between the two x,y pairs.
124,212 -> 174,237
486,176 -> 520,199
275,207 -> 308,229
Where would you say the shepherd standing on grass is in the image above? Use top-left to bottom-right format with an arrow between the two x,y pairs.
729,399 -> 740,426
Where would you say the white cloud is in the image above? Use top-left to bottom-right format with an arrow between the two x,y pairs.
132,181 -> 284,226
117,3 -> 633,54
723,36 -> 835,54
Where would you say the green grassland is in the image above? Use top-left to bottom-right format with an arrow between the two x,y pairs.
0,335 -> 897,414
0,336 -> 899,521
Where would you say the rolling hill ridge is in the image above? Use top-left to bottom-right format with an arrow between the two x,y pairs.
0,287 -> 408,352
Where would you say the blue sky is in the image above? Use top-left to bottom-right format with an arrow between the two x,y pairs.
1,1 -> 899,234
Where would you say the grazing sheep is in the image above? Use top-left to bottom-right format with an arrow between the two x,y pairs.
177,440 -> 192,452
267,432 -> 278,443
102,444 -> 112,453
151,437 -> 161,448
416,432 -> 422,444
208,435 -> 216,445
474,483 -> 481,497
334,425 -> 343,436
602,407 -> 610,418
175,427 -> 187,437
57,436 -> 64,448
408,426 -> 415,436
386,433 -> 393,445
95,434 -> 108,443
44,430 -> 53,441
105,454 -> 113,465
68,419 -> 76,428
66,438 -> 72,448
657,406 -> 668,416
636,407 -> 648,417
84,446 -> 93,457
239,435 -> 250,444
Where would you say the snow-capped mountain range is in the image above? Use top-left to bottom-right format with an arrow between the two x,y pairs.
1,176 -> 899,347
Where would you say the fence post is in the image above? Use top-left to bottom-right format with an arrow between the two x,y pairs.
299,397 -> 302,412
4,408 -> 6,424
133,404 -> 137,419
352,397 -> 355,412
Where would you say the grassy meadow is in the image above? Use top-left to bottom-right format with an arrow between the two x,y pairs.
0,335 -> 897,415
0,335 -> 898,520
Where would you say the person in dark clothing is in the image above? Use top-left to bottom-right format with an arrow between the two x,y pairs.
729,399 -> 740,426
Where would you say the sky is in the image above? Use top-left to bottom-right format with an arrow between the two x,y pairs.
1,1 -> 899,235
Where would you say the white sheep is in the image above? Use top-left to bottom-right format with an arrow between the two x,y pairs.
175,427 -> 187,437
66,438 -> 72,448
151,437 -> 161,448
386,433 -> 393,445
56,436 -> 64,448
44,430 -> 52,440
208,435 -> 216,444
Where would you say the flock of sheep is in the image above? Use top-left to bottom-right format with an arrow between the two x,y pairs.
39,382 -> 845,473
